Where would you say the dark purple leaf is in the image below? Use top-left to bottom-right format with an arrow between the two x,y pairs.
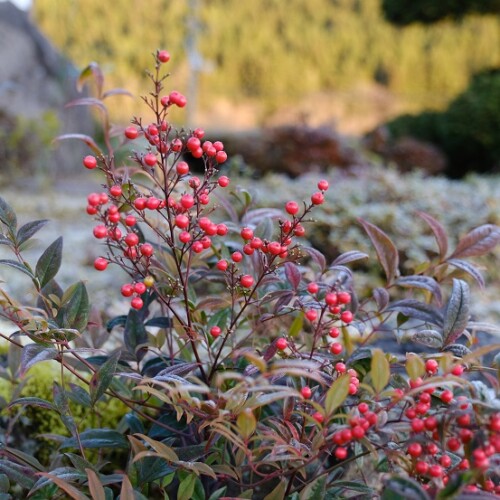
102,88 -> 134,99
449,224 -> 500,259
304,246 -> 326,272
0,259 -> 34,279
446,258 -> 485,289
396,275 -> 442,306
20,344 -> 58,376
89,352 -> 120,406
417,211 -> 448,260
65,97 -> 108,116
243,208 -> 283,226
0,197 -> 17,232
124,309 -> 148,361
373,287 -> 390,311
331,250 -> 369,266
386,299 -> 443,326
443,279 -> 470,346
9,397 -> 56,411
358,218 -> 399,284
284,262 -> 301,289
412,329 -> 443,348
442,343 -> 471,357
54,134 -> 103,155
16,219 -> 49,246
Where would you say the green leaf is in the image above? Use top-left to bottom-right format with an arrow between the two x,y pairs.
35,237 -> 63,288
0,198 -> 17,233
60,429 -> 129,450
89,352 -> 120,406
124,309 -> 147,360
0,459 -> 35,490
0,474 -> 9,493
1,446 -> 44,472
16,220 -> 49,246
177,474 -> 196,500
0,259 -> 34,279
9,396 -> 56,412
207,486 -> 227,500
289,313 -> 304,337
358,218 -> 399,284
20,344 -> 58,375
371,349 -> 390,393
300,474 -> 326,500
263,480 -> 286,500
381,476 -> 430,500
236,409 -> 256,439
406,353 -> 426,380
443,279 -> 470,345
60,281 -> 90,331
66,384 -> 92,408
107,315 -> 128,332
324,374 -> 350,415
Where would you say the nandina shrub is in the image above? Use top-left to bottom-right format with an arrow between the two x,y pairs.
0,51 -> 500,499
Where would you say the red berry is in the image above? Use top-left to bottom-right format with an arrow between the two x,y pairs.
440,390 -> 453,404
329,327 -> 340,338
358,402 -> 369,414
408,442 -> 423,457
194,128 -> 205,139
312,412 -> 324,424
330,343 -> 343,355
215,151 -> 227,163
307,282 -> 319,294
415,461 -> 428,475
146,197 -> 161,210
144,153 -> 157,167
447,437 -> 461,452
131,297 -> 144,310
411,418 -> 425,433
83,155 -> 97,169
213,140 -> 224,151
335,447 -> 348,460
300,386 -> 312,399
181,194 -> 195,209
285,201 -> 299,215
250,237 -> 263,249
425,359 -> 439,374
158,50 -> 170,63
110,185 -> 122,197
124,126 -> 138,140
305,309 -> 318,322
121,284 -> 134,297
351,425 -> 365,440
216,259 -> 228,271
192,241 -> 203,253
140,243 -> 154,257
451,365 -> 464,376
276,337 -> 288,350
424,416 -> 438,431
294,224 -> 305,237
179,231 -> 191,244
232,251 -> 243,263
218,176 -> 230,187
86,205 -> 97,215
176,161 -> 189,175
240,227 -> 254,240
210,326 -> 221,338
340,310 -> 353,323
134,197 -> 148,210
337,291 -> 351,304
317,179 -> 329,191
325,293 -> 338,306
175,214 -> 189,229
125,215 -> 137,227
240,275 -> 254,288
311,192 -> 324,205
124,233 -> 139,247
216,223 -> 228,236
457,414 -> 471,427
243,244 -> 254,255
134,282 -> 147,295
93,225 -> 107,239
440,455 -> 452,468
429,465 -> 443,478
335,362 -> 346,373
187,137 -> 201,151
94,257 -> 108,271
268,241 -> 282,255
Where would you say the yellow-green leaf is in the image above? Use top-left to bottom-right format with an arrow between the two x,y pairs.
236,408 -> 257,439
134,434 -> 179,462
406,353 -> 425,380
325,374 -> 350,415
371,349 -> 390,393
263,480 -> 286,500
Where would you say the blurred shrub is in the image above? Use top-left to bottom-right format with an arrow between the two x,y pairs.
0,110 -> 59,181
387,69 -> 500,177
382,0 -> 500,25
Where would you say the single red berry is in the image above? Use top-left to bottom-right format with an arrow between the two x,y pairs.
124,126 -> 138,140
424,416 -> 438,431
351,425 -> 365,440
305,309 -> 318,322
218,176 -> 230,187
232,251 -> 243,263
83,155 -> 97,169
146,197 -> 161,210
329,327 -> 340,338
240,227 -> 254,240
276,337 -> 288,350
158,50 -> 170,63
140,243 -> 154,257
489,414 -> 500,432
446,437 -> 461,452
411,418 -> 425,433
109,185 -> 122,197
124,233 -> 139,247
192,241 -> 204,253
325,293 -> 338,306
358,402 -> 369,414
216,223 -> 228,236
294,224 -> 305,237
186,137 -> 201,151
335,362 -> 347,373
243,244 -> 254,255
457,414 -> 471,427
86,205 -> 97,215
250,237 -> 263,249
459,428 -> 473,443
134,197 -> 148,210
215,151 -> 227,163
311,192 -> 324,205
216,259 -> 228,271
144,153 -> 157,167
425,359 -> 439,374
210,326 -> 221,338
176,161 -> 189,175
307,282 -> 319,294
179,231 -> 191,244
131,297 -> 144,310
317,179 -> 329,191
337,291 -> 351,304
335,447 -> 348,460
415,461 -> 428,475
121,284 -> 134,297
87,193 -> 101,206
458,459 -> 470,470
93,225 -> 107,239
340,310 -> 353,323
300,386 -> 312,399
268,241 -> 282,255
429,465 -> 443,478
194,128 -> 205,139
94,257 -> 108,271
408,442 -> 423,457
134,282 -> 147,295
240,275 -> 254,288
451,365 -> 464,376
213,140 -> 224,151
409,377 -> 423,389
181,194 -> 195,209
175,214 -> 189,229
330,343 -> 343,355
440,455 -> 452,468
285,201 -> 299,215
440,390 -> 453,404
312,412 -> 324,424
125,215 -> 137,227
99,193 -> 109,205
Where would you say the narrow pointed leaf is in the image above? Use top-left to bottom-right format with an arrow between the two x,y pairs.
55,134 -> 103,155
89,352 -> 120,406
284,262 -> 301,289
446,259 -> 485,289
35,237 -> 63,288
358,219 -> 399,284
86,469 -> 106,500
417,211 -> 448,260
60,429 -> 129,450
61,281 -> 89,331
396,275 -> 442,305
450,224 -> 500,259
16,220 -> 49,246
124,309 -> 147,360
387,299 -> 443,326
0,198 -> 17,233
35,472 -> 90,500
20,345 -> 58,376
0,460 -> 35,489
324,374 -> 350,415
443,279 -> 470,345
331,251 -> 369,267
0,259 -> 34,279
